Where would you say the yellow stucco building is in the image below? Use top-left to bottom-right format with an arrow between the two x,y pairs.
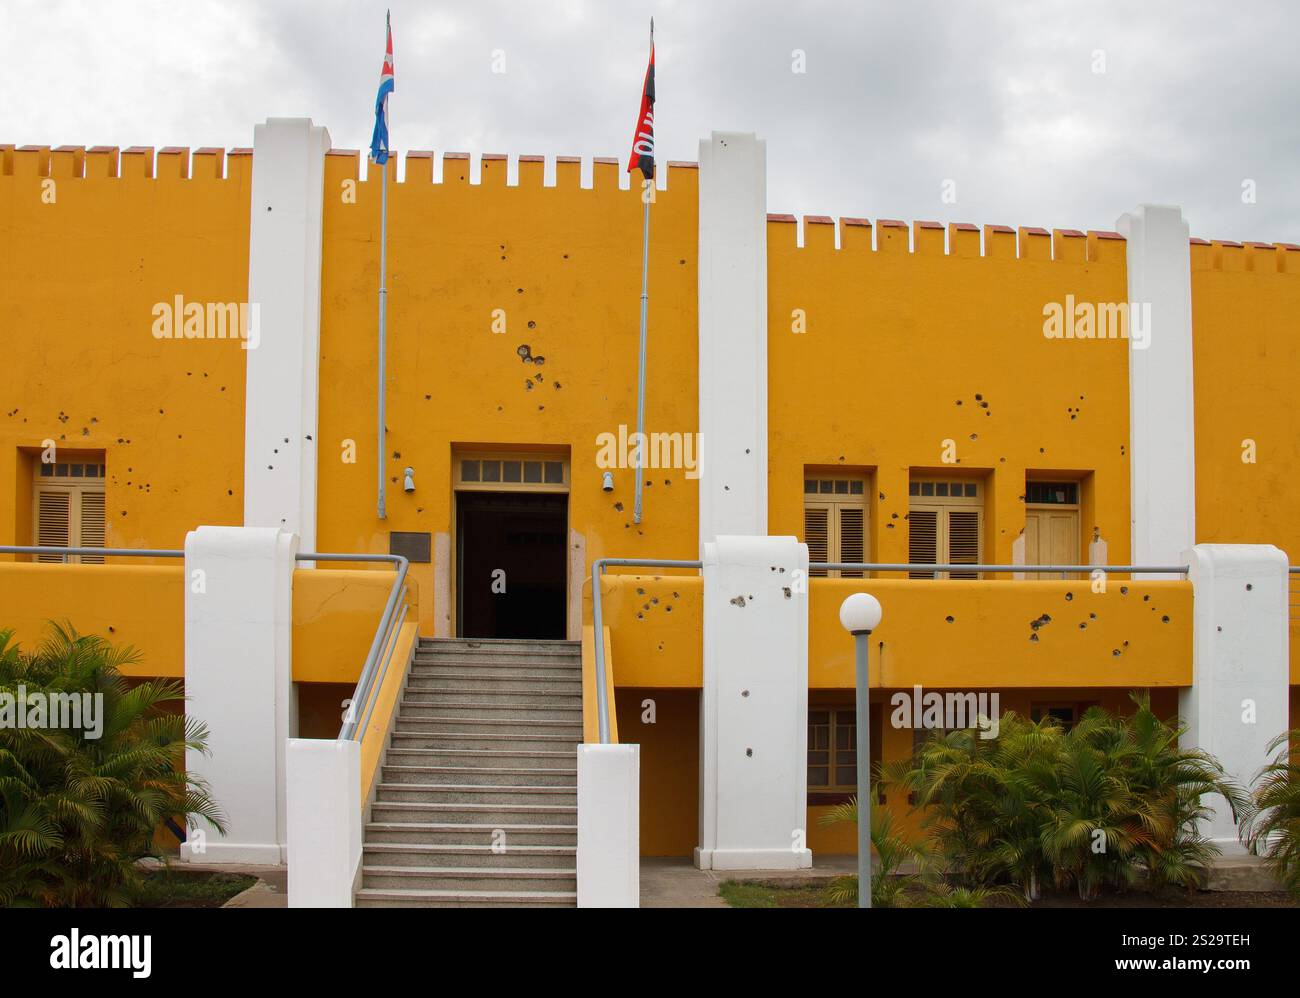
1,124 -> 1296,905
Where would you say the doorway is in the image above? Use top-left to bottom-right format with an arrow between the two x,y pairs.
456,491 -> 568,639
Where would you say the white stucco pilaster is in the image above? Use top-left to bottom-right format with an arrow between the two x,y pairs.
243,118 -> 330,550
697,132 -> 768,548
696,535 -> 811,870
1181,544 -> 1289,850
1116,205 -> 1195,574
182,525 -> 298,864
576,743 -> 640,907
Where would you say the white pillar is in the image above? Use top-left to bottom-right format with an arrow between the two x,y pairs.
696,535 -> 811,870
182,525 -> 298,864
576,744 -> 640,907
243,118 -> 331,549
286,738 -> 360,907
1182,544 -> 1289,851
1116,205 -> 1195,573
698,132 -> 768,548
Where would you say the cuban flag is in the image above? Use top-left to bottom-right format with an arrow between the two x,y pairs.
370,12 -> 395,165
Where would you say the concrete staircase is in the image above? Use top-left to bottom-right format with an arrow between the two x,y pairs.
354,637 -> 582,908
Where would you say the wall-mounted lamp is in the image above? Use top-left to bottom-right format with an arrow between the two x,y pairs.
403,467 -> 415,493
602,471 -> 615,493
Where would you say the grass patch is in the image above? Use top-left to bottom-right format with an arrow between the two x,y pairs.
719,879 -> 852,908
131,868 -> 257,908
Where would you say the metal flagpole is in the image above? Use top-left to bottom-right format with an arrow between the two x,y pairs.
633,19 -> 653,525
377,156 -> 388,520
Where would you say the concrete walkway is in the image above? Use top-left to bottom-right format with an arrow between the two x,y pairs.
640,856 -> 856,908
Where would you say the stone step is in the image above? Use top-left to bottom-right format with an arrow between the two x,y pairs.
363,842 -> 576,869
364,822 -> 577,847
375,783 -> 577,805
405,674 -> 582,692
362,865 -> 576,892
384,747 -> 576,768
368,800 -> 577,826
398,702 -> 582,721
418,638 -> 579,656
410,664 -> 580,679
380,764 -> 576,787
394,717 -> 583,737
389,732 -> 580,752
401,687 -> 582,704
354,887 -> 575,908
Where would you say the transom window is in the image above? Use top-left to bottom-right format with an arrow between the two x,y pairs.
456,453 -> 567,492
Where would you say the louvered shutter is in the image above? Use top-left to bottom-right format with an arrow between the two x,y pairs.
36,490 -> 71,562
78,491 -> 106,563
908,508 -> 938,578
947,509 -> 981,579
838,507 -> 864,578
805,506 -> 829,577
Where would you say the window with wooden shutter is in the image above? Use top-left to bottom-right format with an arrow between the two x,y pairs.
803,475 -> 868,578
908,477 -> 983,579
808,707 -> 857,792
1025,480 -> 1081,579
33,461 -> 106,563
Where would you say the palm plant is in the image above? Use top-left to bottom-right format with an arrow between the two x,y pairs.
1240,730 -> 1300,897
820,790 -> 931,907
0,623 -> 225,907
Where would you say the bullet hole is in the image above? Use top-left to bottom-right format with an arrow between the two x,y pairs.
273,449 -> 278,454
979,401 -> 989,409
227,490 -> 233,496
651,597 -> 659,605
663,479 -> 670,485
746,448 -> 751,454
1029,633 -> 1039,643
267,465 -> 273,470
425,394 -> 431,400
665,606 -> 672,612
891,512 -> 898,519
525,380 -> 533,390
1089,612 -> 1097,620
955,400 -> 962,406
1161,615 -> 1170,623
1065,592 -> 1074,601
517,344 -> 533,362
679,259 -> 686,265
1079,622 -> 1087,629
969,433 -> 978,441
614,502 -> 624,512
975,393 -> 984,401
1112,649 -> 1122,657
535,373 -> 545,383
1217,625 -> 1222,632
1120,587 -> 1128,595
1123,640 -> 1129,647
534,356 -> 546,366
672,592 -> 680,599
886,522 -> 896,529
730,596 -> 746,607
417,507 -> 423,513
516,288 -> 524,294
945,615 -> 954,623
878,492 -> 886,502
1143,594 -> 1150,602
284,437 -> 290,444
746,748 -> 753,757
783,587 -> 792,599
741,689 -> 749,697
1246,583 -> 1253,591
1039,447 -> 1045,454
527,320 -> 536,329
554,382 -> 562,390
108,626 -> 115,633
636,612 -> 643,619
538,405 -> 544,411
563,253 -> 569,259
306,435 -> 313,441
1000,457 -> 1006,463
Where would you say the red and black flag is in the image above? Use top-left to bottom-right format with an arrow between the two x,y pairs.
626,24 -> 655,180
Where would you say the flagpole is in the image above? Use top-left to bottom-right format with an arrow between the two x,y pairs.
377,155 -> 388,520
633,19 -> 653,526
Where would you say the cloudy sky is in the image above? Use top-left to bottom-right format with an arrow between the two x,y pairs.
3,0 -> 1298,242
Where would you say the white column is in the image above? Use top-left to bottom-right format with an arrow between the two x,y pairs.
1116,205 -> 1195,573
243,118 -> 331,549
698,132 -> 768,548
182,525 -> 298,864
696,535 -> 811,870
286,738 -> 360,907
1181,544 -> 1289,851
576,744 -> 640,907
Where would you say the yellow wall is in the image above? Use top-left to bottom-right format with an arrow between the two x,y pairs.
0,146 -> 250,554
768,221 -> 1132,571
291,567 -> 417,683
615,686 -> 698,857
314,154 -> 702,635
1189,240 -> 1300,681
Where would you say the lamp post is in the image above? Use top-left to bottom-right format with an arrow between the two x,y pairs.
839,592 -> 882,909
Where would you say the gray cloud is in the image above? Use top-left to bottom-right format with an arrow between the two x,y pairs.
2,0 -> 1296,241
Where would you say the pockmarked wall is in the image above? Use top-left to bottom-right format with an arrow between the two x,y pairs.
314,153 -> 701,635
768,219 -> 1132,570
0,145 -> 251,553
1189,239 -> 1300,685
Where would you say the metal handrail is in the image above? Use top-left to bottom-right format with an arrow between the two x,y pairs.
591,558 -> 703,743
0,544 -> 408,743
812,563 -> 1189,575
